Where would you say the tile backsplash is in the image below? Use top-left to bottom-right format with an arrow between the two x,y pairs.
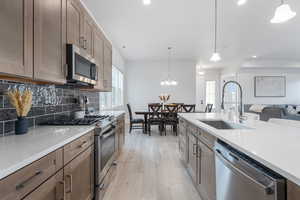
0,80 -> 100,136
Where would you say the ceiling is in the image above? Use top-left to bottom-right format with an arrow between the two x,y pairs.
83,0 -> 300,69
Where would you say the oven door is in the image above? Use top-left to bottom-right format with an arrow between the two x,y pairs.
95,126 -> 116,185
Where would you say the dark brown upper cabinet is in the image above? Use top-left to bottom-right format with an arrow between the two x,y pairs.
33,0 -> 67,84
0,0 -> 33,78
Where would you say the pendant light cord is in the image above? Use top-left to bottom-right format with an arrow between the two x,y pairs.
214,0 -> 218,53
167,47 -> 171,79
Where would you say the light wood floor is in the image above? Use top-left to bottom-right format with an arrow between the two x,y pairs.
103,127 -> 201,200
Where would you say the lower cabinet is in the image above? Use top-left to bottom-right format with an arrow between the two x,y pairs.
181,117 -> 216,200
287,180 -> 300,200
197,141 -> 216,200
64,145 -> 94,200
187,133 -> 198,184
22,170 -> 64,200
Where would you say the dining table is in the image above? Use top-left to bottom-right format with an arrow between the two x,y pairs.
135,111 -> 169,133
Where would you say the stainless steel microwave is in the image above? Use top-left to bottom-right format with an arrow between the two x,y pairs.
66,44 -> 97,85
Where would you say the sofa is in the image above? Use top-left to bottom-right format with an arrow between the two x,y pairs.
244,104 -> 300,122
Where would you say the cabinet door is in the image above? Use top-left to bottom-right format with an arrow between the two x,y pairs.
22,170 -> 64,200
187,133 -> 198,184
82,14 -> 94,57
103,41 -> 112,92
93,28 -> 104,91
198,141 -> 216,200
0,0 -> 33,78
287,180 -> 300,200
64,146 -> 94,200
67,0 -> 82,48
34,0 -> 66,83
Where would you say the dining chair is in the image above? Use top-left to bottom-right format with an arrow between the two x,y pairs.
182,104 -> 196,113
164,104 -> 180,136
127,104 -> 145,133
148,104 -> 164,136
205,104 -> 213,113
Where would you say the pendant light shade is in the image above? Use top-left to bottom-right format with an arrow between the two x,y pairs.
210,52 -> 221,62
271,1 -> 296,23
210,0 -> 221,62
160,47 -> 178,86
237,0 -> 247,6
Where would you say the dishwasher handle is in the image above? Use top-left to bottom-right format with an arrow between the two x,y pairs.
215,149 -> 275,195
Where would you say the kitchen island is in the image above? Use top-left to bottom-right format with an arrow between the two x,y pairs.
178,112 -> 300,200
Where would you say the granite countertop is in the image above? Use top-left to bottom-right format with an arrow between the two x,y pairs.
0,125 -> 95,180
178,112 -> 300,186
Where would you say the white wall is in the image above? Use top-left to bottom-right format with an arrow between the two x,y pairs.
236,68 -> 300,105
127,60 -> 196,111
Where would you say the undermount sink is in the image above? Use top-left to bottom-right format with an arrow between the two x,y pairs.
199,120 -> 250,130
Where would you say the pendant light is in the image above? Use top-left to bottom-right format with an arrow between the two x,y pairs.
271,0 -> 296,23
160,47 -> 178,86
237,0 -> 247,6
210,0 -> 221,62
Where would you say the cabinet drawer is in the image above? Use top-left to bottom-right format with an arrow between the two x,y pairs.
0,148 -> 63,200
22,170 -> 64,200
179,118 -> 187,127
199,129 -> 216,149
98,163 -> 117,200
64,130 -> 94,165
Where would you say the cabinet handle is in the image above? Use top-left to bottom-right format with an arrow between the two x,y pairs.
79,36 -> 85,48
84,39 -> 87,49
66,174 -> 73,193
78,140 -> 87,148
57,181 -> 65,200
197,145 -> 202,184
192,144 -> 197,155
16,170 -> 43,190
99,183 -> 105,190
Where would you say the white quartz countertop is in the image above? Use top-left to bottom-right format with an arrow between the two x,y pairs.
93,110 -> 125,118
178,113 -> 300,186
0,125 -> 95,180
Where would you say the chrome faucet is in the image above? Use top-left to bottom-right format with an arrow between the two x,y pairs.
221,81 -> 246,123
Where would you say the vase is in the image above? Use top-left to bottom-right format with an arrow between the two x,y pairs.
15,117 -> 29,135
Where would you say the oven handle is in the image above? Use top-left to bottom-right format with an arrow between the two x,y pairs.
101,129 -> 115,139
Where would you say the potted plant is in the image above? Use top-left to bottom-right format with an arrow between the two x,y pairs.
7,89 -> 33,135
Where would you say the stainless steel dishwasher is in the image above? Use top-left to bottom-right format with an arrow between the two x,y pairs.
215,141 -> 286,200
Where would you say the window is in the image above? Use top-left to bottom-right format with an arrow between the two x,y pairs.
100,66 -> 124,110
206,81 -> 216,108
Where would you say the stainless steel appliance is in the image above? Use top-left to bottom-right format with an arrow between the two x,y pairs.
66,44 -> 98,85
95,120 -> 117,199
215,141 -> 286,200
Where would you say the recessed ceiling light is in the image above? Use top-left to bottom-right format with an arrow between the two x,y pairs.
237,0 -> 247,6
143,0 -> 151,5
252,55 -> 257,58
198,71 -> 205,76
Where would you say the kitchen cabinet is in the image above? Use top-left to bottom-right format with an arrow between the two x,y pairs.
64,145 -> 94,200
187,132 -> 198,184
0,0 -> 33,78
66,0 -> 82,47
93,27 -> 105,91
197,140 -> 216,200
287,180 -> 300,200
82,13 -> 94,57
103,39 -> 113,92
178,118 -> 188,163
33,0 -> 66,84
182,118 -> 216,200
116,114 -> 125,157
22,170 -> 64,200
0,148 -> 63,200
